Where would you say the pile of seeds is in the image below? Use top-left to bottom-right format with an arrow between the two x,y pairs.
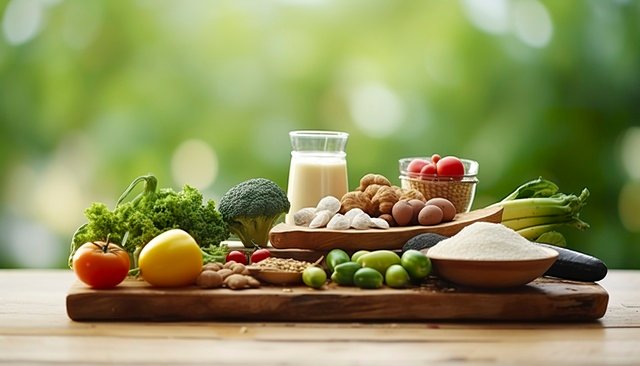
254,257 -> 313,273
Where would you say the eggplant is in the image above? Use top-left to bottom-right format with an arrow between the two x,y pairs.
537,243 -> 608,282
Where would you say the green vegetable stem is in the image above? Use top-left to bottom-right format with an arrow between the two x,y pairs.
488,177 -> 590,242
115,174 -> 158,207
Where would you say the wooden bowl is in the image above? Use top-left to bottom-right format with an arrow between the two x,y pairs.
428,247 -> 559,288
247,267 -> 303,285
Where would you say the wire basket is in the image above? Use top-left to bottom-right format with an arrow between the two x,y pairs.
399,176 -> 478,213
398,157 -> 479,213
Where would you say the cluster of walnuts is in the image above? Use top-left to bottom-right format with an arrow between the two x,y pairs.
339,173 -> 426,223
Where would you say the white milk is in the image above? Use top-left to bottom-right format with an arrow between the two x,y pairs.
285,153 -> 348,224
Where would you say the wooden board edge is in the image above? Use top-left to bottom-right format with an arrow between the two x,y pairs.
66,277 -> 609,323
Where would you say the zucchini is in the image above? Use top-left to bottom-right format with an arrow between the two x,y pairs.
537,243 -> 608,282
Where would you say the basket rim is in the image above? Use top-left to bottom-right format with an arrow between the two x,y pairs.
399,175 -> 479,184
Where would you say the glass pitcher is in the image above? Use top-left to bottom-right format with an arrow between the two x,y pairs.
285,130 -> 349,225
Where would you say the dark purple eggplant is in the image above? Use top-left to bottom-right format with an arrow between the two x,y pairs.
537,243 -> 608,282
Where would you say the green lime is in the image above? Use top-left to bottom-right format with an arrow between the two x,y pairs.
385,264 -> 410,288
400,250 -> 432,281
302,266 -> 327,289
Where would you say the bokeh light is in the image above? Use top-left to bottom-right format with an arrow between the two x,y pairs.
171,139 -> 218,190
512,0 -> 553,48
1,0 -> 639,269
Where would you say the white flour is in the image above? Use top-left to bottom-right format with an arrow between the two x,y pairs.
428,222 -> 552,260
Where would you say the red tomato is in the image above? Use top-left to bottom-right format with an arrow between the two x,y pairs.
72,241 -> 130,289
436,156 -> 464,177
226,250 -> 248,264
419,163 -> 437,177
431,154 -> 441,164
251,248 -> 271,263
407,159 -> 429,174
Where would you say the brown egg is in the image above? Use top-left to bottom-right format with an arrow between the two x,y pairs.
407,199 -> 425,225
391,200 -> 414,226
418,205 -> 444,226
425,197 -> 457,222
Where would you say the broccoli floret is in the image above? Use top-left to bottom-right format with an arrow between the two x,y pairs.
218,178 -> 290,248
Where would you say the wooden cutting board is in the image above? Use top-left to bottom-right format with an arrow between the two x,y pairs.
66,277 -> 608,322
269,206 -> 503,250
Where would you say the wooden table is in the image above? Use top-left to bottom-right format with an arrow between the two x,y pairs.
1,269 -> 639,365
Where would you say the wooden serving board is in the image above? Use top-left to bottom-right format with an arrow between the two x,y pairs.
66,276 -> 608,322
269,206 -> 503,250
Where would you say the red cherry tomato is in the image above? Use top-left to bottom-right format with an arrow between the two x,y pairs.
407,158 -> 429,175
226,250 -> 248,264
431,154 -> 441,164
251,248 -> 271,264
436,156 -> 464,177
72,241 -> 131,289
419,162 -> 437,177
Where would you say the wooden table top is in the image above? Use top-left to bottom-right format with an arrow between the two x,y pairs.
1,269 -> 639,365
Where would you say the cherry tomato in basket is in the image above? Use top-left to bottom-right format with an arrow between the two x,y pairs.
226,250 -> 248,264
419,163 -> 437,177
72,241 -> 130,289
251,248 -> 271,264
431,154 -> 441,164
407,158 -> 429,174
436,156 -> 464,178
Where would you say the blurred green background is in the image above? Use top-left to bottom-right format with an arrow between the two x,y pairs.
1,0 -> 639,269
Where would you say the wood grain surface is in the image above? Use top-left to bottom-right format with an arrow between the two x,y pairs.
269,206 -> 503,250
66,276 -> 608,322
2,270 -> 639,365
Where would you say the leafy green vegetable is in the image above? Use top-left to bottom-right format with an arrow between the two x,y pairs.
499,177 -> 559,201
489,177 -> 590,241
218,178 -> 290,248
535,231 -> 567,246
70,175 -> 229,268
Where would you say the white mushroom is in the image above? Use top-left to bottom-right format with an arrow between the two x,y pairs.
344,208 -> 365,224
351,212 -> 372,230
315,196 -> 341,215
293,207 -> 316,226
309,210 -> 332,228
326,213 -> 350,230
370,217 -> 390,230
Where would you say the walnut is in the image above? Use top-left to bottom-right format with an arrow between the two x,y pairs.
371,186 -> 400,216
363,184 -> 383,198
340,191 -> 374,215
399,188 -> 426,202
356,174 -> 391,191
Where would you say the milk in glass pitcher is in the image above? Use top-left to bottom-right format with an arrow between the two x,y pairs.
285,131 -> 349,225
